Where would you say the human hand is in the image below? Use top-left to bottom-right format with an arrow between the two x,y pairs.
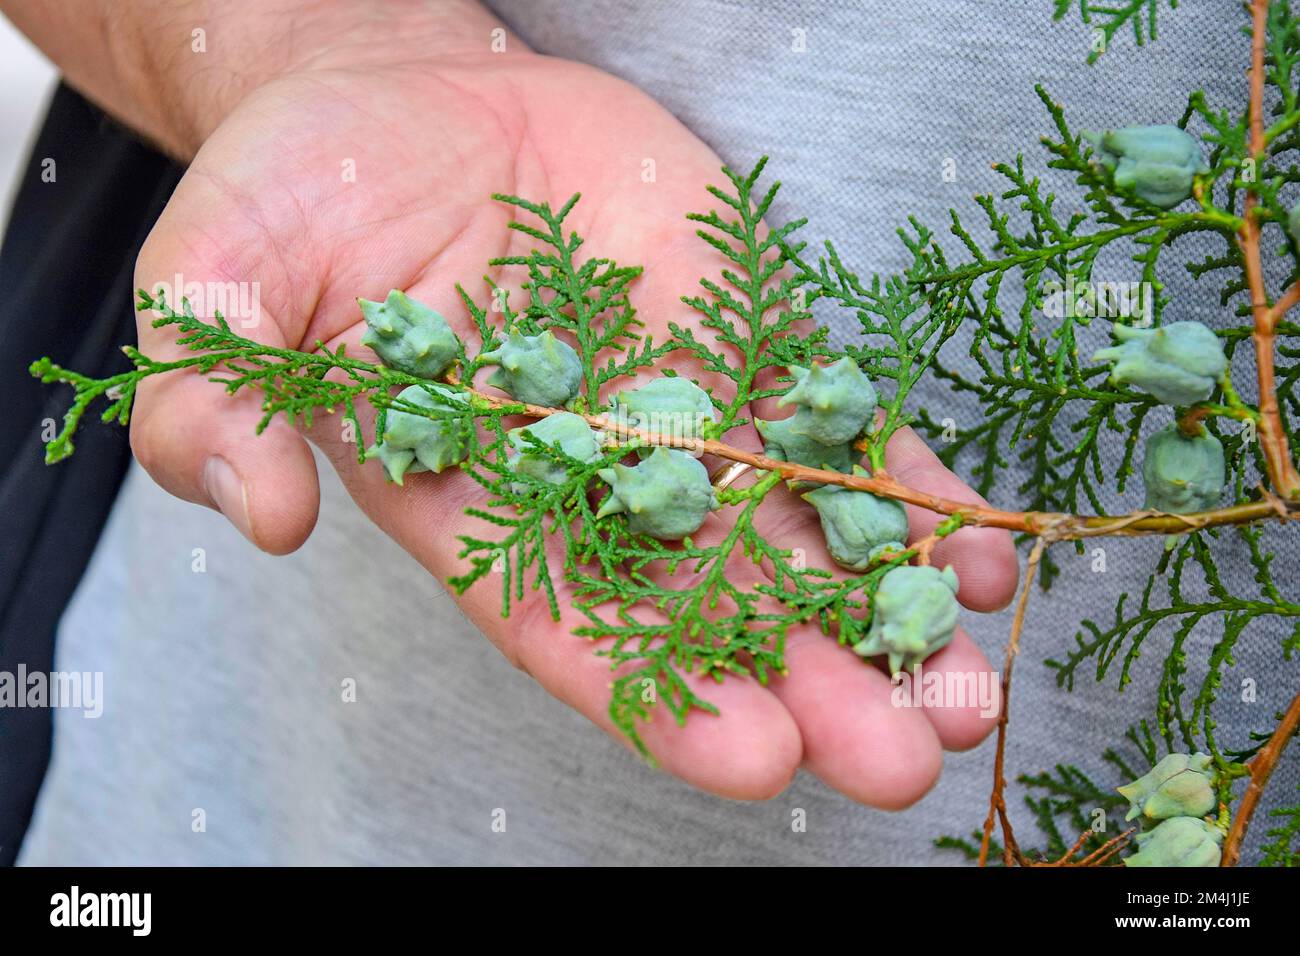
119,1 -> 1019,807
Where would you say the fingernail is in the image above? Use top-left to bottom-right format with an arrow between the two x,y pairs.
203,455 -> 255,543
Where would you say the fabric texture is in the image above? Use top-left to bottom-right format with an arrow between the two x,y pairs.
18,0 -> 1298,865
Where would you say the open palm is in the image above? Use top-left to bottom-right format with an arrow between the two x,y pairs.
132,37 -> 1019,807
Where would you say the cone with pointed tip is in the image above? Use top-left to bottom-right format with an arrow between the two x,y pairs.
1084,124 -> 1208,208
507,412 -> 602,487
1092,321 -> 1226,406
363,385 -> 469,484
1142,424 -> 1225,514
1124,816 -> 1222,868
852,565 -> 960,673
802,466 -> 909,571
778,358 -> 877,444
610,376 -> 717,454
479,330 -> 582,408
1117,752 -> 1218,823
755,415 -> 858,478
366,442 -> 417,484
596,447 -> 719,539
358,290 -> 460,379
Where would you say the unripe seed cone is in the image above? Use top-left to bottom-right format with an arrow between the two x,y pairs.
803,466 -> 909,571
359,289 -> 460,380
1142,424 -> 1225,514
778,358 -> 877,444
507,412 -> 603,487
480,330 -> 582,408
610,377 -> 718,454
755,415 -> 858,477
596,447 -> 719,540
1092,321 -> 1227,406
1124,816 -> 1223,868
365,384 -> 470,484
853,565 -> 960,674
1084,124 -> 1208,208
1117,752 -> 1218,823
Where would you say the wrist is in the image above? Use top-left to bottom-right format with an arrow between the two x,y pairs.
4,0 -> 520,160
141,0 -> 525,159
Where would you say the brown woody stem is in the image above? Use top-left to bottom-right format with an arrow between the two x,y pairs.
1221,684 -> 1300,866
1239,0 -> 1300,498
460,383 -> 1300,540
979,536 -> 1046,867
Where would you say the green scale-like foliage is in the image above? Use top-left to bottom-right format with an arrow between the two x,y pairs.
34,159 -> 969,758
932,1 -> 1300,866
28,0 -> 1300,868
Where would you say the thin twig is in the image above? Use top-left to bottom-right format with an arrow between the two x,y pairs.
458,382 -> 1300,538
979,536 -> 1048,867
1071,827 -> 1136,868
1239,0 -> 1300,496
1030,826 -> 1135,867
1266,280 -> 1300,324
1042,828 -> 1095,867
1221,684 -> 1300,866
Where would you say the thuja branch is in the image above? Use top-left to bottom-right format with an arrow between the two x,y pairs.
36,301 -> 1300,547
1239,0 -> 1300,497
29,107 -> 1300,868
1221,684 -> 1300,866
456,378 -> 1300,538
31,295 -> 444,465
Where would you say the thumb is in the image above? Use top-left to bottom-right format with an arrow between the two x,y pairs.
131,239 -> 320,555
